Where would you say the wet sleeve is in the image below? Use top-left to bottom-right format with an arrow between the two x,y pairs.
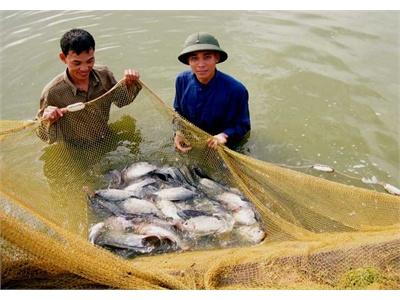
104,66 -> 142,108
35,92 -> 62,144
113,80 -> 142,108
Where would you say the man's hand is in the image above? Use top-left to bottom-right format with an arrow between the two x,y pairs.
207,132 -> 228,149
42,106 -> 67,125
124,69 -> 140,87
174,131 -> 192,153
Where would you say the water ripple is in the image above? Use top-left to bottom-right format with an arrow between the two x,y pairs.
10,28 -> 31,35
2,33 -> 42,51
96,45 -> 121,53
45,15 -> 97,28
0,10 -> 398,185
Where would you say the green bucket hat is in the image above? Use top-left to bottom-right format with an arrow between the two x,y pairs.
178,32 -> 228,65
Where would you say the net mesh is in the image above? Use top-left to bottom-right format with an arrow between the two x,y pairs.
1,80 -> 399,289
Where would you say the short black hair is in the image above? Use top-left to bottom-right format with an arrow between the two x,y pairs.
60,28 -> 95,56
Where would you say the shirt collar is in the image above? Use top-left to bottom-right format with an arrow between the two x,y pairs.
63,68 -> 100,96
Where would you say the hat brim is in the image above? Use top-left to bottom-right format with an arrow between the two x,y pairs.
178,44 -> 228,65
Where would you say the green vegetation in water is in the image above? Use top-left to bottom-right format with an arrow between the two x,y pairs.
337,267 -> 392,289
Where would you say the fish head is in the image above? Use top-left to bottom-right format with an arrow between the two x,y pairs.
88,222 -> 105,244
143,235 -> 162,248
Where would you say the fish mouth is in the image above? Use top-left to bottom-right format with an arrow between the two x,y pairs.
143,235 -> 162,248
144,235 -> 185,252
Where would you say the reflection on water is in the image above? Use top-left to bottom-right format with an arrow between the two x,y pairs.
1,10 -> 399,191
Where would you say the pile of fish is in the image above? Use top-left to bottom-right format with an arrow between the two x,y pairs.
87,161 -> 266,258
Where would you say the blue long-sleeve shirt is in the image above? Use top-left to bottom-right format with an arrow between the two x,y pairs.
173,70 -> 250,144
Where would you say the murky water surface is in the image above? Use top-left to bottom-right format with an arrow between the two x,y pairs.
1,11 -> 399,191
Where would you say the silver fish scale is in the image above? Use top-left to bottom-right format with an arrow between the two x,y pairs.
124,177 -> 156,190
89,162 -> 266,257
153,186 -> 197,201
97,231 -> 158,253
123,162 -> 158,181
95,189 -> 138,201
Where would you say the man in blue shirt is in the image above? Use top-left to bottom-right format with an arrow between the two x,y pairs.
173,32 -> 250,153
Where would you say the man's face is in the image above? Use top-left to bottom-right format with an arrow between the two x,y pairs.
188,51 -> 219,84
60,49 -> 95,83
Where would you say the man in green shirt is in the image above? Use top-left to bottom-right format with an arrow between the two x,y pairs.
36,28 -> 142,145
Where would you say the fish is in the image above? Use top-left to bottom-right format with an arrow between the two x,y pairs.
122,162 -> 158,182
198,178 -> 226,195
96,230 -> 161,254
190,197 -> 227,215
134,223 -> 188,250
178,165 -> 198,186
235,224 -> 266,244
89,222 -> 105,244
383,183 -> 400,196
120,197 -> 162,216
103,170 -> 122,188
126,214 -> 177,228
233,207 -> 257,225
190,166 -> 209,179
156,199 -> 182,221
311,164 -> 334,173
123,177 -> 157,196
89,196 -> 126,216
361,176 -> 400,196
153,166 -> 187,184
95,189 -> 138,202
177,209 -> 211,220
88,162 -> 267,257
89,215 -> 139,245
103,216 -> 135,232
215,192 -> 249,211
178,215 -> 233,236
153,186 -> 197,201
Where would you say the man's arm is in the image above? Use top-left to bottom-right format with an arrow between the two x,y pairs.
35,94 -> 66,144
221,87 -> 251,142
113,69 -> 142,108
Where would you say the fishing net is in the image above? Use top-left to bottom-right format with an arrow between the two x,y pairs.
1,79 -> 399,290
